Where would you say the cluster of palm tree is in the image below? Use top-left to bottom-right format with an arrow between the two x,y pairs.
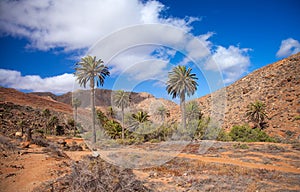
74,55 -> 271,145
74,54 -> 200,143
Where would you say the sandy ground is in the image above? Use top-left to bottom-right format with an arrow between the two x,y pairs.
1,138 -> 299,191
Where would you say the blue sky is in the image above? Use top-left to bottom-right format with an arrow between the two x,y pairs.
0,0 -> 299,102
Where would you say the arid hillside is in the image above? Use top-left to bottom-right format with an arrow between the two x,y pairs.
196,53 -> 300,139
31,88 -> 179,122
0,87 -> 72,114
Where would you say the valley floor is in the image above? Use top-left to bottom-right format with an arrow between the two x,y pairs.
1,136 -> 299,191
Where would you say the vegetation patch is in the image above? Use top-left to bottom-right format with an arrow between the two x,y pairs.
229,125 -> 275,142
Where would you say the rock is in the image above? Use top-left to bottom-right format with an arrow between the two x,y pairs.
92,151 -> 100,157
21,141 -> 30,148
57,139 -> 66,146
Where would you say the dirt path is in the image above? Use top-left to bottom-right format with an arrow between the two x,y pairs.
1,147 -> 65,192
178,153 -> 300,174
98,143 -> 300,174
0,139 -> 91,192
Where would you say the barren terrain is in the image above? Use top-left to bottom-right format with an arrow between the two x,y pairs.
1,136 -> 299,191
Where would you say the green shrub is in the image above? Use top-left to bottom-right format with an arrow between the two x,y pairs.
116,138 -> 143,145
103,120 -> 123,139
217,129 -> 232,142
229,125 -> 275,142
233,143 -> 249,149
149,139 -> 160,143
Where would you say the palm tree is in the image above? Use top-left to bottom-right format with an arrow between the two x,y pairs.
246,101 -> 268,129
156,105 -> 169,122
72,97 -> 81,125
166,65 -> 198,129
74,55 -> 110,143
132,111 -> 150,123
186,101 -> 202,121
113,90 -> 130,140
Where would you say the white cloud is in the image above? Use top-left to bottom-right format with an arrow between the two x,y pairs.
0,0 -> 195,51
0,0 -> 253,91
276,38 -> 300,58
205,45 -> 251,83
0,69 -> 80,94
185,32 -> 213,60
125,59 -> 169,81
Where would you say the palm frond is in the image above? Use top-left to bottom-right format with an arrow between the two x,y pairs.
74,55 -> 110,88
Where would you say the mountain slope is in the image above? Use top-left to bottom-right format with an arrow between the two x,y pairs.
28,88 -> 179,122
196,53 -> 300,138
0,87 -> 72,114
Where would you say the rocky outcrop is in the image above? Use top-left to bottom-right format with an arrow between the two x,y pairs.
196,53 -> 300,139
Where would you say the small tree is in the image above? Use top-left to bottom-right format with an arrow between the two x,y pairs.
106,106 -> 115,119
42,109 -> 51,134
246,101 -> 268,129
132,111 -> 150,123
113,90 -> 130,140
68,118 -> 76,136
48,115 -> 59,135
17,120 -> 25,135
72,98 -> 81,125
155,105 -> 169,122
186,101 -> 202,122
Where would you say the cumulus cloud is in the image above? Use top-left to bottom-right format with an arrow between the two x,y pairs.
0,69 -> 80,94
205,46 -> 251,83
276,38 -> 300,58
0,0 -> 194,51
0,0 -> 253,91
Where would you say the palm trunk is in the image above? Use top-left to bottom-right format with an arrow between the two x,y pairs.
121,107 -> 124,140
180,93 -> 186,129
90,78 -> 96,143
74,106 -> 78,136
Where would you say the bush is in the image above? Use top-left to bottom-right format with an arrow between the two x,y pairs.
217,129 -> 232,142
192,117 -> 231,141
294,115 -> 300,121
229,125 -> 275,142
103,120 -> 123,139
33,156 -> 150,192
233,143 -> 249,149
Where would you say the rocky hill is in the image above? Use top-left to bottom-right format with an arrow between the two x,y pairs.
196,53 -> 300,139
31,88 -> 179,122
0,87 -> 72,114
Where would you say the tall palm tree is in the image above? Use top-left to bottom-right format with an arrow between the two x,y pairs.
72,97 -> 81,125
166,65 -> 198,129
246,101 -> 268,129
186,101 -> 202,121
74,55 -> 110,143
113,90 -> 130,140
